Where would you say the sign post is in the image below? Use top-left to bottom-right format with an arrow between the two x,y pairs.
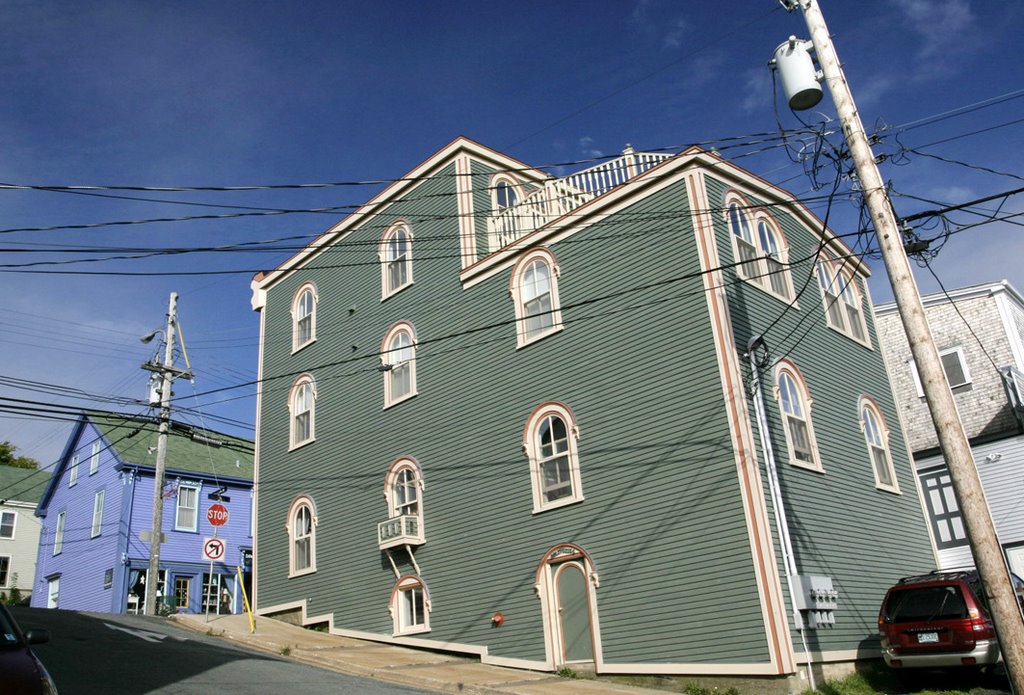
205,503 -> 229,622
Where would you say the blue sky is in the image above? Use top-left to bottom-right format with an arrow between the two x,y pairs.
2,0 -> 1023,469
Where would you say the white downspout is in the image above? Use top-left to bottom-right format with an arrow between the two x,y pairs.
746,335 -> 815,692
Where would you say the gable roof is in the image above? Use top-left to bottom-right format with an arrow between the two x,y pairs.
35,411 -> 254,515
87,411 -> 254,481
0,465 -> 50,505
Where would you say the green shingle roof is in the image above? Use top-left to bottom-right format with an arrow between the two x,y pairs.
89,412 -> 253,482
0,465 -> 50,504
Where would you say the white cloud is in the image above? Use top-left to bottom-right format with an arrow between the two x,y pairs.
892,0 -> 976,61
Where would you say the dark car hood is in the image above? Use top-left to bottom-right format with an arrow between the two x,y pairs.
0,645 -> 46,693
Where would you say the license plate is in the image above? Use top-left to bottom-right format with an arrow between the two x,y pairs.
917,632 -> 939,643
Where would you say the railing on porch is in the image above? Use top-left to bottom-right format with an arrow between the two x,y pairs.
486,147 -> 673,253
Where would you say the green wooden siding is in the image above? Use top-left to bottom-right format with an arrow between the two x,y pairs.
256,158 -> 779,667
704,173 -> 935,657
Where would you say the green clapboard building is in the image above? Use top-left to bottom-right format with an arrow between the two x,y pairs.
250,137 -> 935,682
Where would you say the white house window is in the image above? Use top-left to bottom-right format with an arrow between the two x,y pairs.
494,179 -> 519,209
860,398 -> 899,492
391,575 -> 430,635
0,556 -> 9,588
175,483 -> 200,532
511,248 -> 563,347
909,346 -> 972,397
816,258 -> 870,345
728,201 -> 758,271
381,322 -> 417,408
54,511 -> 66,555
288,496 -> 316,576
385,459 -> 423,519
90,440 -> 101,475
727,197 -> 794,301
524,402 -> 583,513
289,375 -> 316,449
91,489 -> 105,537
292,283 -> 317,352
69,454 -> 79,487
756,218 -> 793,299
775,363 -> 822,471
0,511 -> 14,539
381,221 -> 413,299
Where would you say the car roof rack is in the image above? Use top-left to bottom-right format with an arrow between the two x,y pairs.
896,569 -> 978,585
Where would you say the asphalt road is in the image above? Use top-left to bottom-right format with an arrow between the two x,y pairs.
10,606 -> 436,695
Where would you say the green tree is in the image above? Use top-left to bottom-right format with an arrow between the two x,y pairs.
0,441 -> 39,469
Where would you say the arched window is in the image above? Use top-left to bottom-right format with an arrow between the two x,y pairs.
289,374 -> 316,449
774,362 -> 821,471
380,322 -> 417,407
287,496 -> 317,576
524,402 -> 582,512
726,195 -> 793,300
380,221 -> 413,298
511,248 -> 563,347
291,282 -> 317,352
384,458 -> 423,520
728,200 -> 757,269
390,575 -> 430,635
495,180 -> 518,209
816,258 -> 869,344
860,397 -> 899,491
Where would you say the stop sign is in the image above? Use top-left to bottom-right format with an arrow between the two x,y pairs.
207,503 -> 229,527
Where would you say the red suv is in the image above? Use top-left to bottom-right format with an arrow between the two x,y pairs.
878,570 -> 1023,670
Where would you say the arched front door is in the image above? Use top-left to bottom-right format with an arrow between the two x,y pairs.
537,544 -> 602,670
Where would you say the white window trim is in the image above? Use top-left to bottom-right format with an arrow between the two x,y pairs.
524,402 -> 584,513
390,574 -> 431,636
384,458 -> 424,520
53,511 -> 66,555
291,282 -> 318,354
725,195 -> 796,303
381,322 -> 418,409
91,489 -> 105,537
0,510 -> 15,539
0,555 -> 10,588
287,496 -> 317,578
816,259 -> 871,347
859,397 -> 900,493
90,440 -> 101,475
511,248 -> 564,348
909,345 -> 972,397
380,221 -> 414,300
774,362 -> 823,472
175,482 -> 201,532
69,454 -> 79,487
289,374 -> 317,450
491,174 -> 524,211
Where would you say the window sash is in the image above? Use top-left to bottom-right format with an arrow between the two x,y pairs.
69,454 -> 79,487
0,511 -> 14,539
90,440 -> 101,475
91,489 -> 105,537
54,512 -> 65,555
401,587 -> 425,629
0,557 -> 9,588
870,446 -> 894,487
786,415 -> 814,463
176,485 -> 199,531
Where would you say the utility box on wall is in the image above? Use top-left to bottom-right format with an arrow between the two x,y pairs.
795,574 -> 837,628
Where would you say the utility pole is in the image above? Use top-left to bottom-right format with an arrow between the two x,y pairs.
141,292 -> 191,616
781,2 -> 1024,690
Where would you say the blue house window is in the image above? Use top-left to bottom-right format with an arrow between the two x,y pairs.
175,483 -> 200,532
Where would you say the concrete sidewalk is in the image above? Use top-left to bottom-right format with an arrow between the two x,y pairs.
169,612 -> 664,695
